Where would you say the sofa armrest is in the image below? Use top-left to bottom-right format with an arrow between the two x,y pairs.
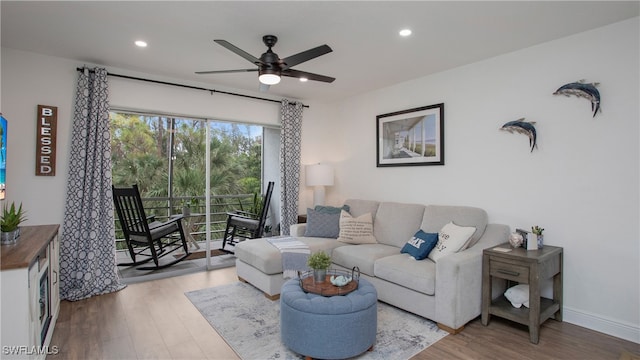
434,223 -> 510,330
290,223 -> 307,237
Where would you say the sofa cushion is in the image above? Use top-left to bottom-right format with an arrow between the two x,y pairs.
400,230 -> 439,260
428,222 -> 476,262
421,205 -> 488,249
374,254 -> 436,295
235,237 -> 345,275
332,244 -> 399,276
373,202 -> 426,248
337,211 -> 377,244
304,208 -> 341,238
344,199 -> 380,219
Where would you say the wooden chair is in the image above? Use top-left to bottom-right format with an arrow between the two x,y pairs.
220,181 -> 275,254
112,184 -> 190,270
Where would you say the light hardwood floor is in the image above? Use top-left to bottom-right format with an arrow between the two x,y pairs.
48,268 -> 639,360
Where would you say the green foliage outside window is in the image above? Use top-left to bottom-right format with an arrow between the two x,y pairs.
110,112 -> 264,245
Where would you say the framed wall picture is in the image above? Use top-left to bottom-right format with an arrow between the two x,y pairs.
36,105 -> 57,176
376,103 -> 444,167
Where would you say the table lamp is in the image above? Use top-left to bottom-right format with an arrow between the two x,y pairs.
306,164 -> 334,206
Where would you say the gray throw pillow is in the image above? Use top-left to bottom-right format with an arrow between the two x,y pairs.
304,208 -> 342,238
313,204 -> 351,214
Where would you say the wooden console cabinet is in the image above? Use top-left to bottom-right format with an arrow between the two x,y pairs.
481,243 -> 563,344
1,225 -> 60,359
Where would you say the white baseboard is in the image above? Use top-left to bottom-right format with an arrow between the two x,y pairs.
563,306 -> 640,344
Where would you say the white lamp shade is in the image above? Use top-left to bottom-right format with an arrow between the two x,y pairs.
306,164 -> 334,187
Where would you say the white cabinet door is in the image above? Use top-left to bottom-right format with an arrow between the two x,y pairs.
49,234 -> 60,319
28,263 -> 40,348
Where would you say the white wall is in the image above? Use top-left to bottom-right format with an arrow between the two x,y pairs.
305,18 -> 639,342
0,47 -> 328,229
1,49 -> 77,226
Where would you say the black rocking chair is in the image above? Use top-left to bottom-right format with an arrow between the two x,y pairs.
112,184 -> 190,270
221,181 -> 275,254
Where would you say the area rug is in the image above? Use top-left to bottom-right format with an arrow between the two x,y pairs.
186,282 -> 448,359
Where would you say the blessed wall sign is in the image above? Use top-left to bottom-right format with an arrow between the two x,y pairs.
36,105 -> 57,176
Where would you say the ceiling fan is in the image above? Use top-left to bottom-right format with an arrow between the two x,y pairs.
196,35 -> 335,89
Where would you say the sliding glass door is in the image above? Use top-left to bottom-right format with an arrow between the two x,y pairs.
110,110 -> 272,274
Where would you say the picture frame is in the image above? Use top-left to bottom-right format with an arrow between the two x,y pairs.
376,103 -> 444,167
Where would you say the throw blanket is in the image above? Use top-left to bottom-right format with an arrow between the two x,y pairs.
267,237 -> 310,279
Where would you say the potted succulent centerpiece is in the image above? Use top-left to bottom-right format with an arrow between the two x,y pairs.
1,202 -> 27,245
307,251 -> 331,283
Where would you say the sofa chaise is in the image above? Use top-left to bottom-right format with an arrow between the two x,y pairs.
234,199 -> 510,333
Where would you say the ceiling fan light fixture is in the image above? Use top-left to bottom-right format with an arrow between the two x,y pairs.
259,74 -> 280,85
198,35 -> 334,87
259,68 -> 281,85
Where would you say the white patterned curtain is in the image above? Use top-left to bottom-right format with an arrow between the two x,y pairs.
59,67 -> 125,301
279,99 -> 304,235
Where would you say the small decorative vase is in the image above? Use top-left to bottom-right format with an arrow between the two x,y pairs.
313,269 -> 327,283
0,229 -> 20,245
537,234 -> 544,249
526,233 -> 538,251
508,232 -> 524,248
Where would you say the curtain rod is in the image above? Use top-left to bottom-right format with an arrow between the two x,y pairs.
75,67 -> 309,108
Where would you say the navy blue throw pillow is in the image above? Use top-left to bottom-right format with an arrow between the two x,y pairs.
400,230 -> 439,260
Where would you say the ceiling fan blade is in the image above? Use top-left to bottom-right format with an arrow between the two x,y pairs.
195,69 -> 258,75
282,69 -> 335,83
281,45 -> 332,69
214,39 -> 264,65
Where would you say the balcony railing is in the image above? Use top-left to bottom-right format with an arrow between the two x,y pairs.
114,193 -> 256,250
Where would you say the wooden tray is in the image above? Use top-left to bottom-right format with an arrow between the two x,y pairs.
298,267 -> 360,297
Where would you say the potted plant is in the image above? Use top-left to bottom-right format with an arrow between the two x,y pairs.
1,202 -> 27,244
263,224 -> 273,237
182,200 -> 191,216
307,251 -> 331,283
531,225 -> 544,249
250,192 -> 264,216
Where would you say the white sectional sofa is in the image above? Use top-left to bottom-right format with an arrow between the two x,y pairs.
234,199 -> 510,333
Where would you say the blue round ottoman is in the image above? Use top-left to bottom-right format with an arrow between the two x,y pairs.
280,277 -> 377,359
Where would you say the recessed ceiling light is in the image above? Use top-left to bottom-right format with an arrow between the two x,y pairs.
299,77 -> 308,82
135,40 -> 148,48
399,29 -> 412,37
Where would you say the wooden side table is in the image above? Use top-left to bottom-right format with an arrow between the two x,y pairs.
481,243 -> 563,344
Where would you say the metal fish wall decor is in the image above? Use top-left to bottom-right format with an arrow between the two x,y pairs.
500,118 -> 538,152
553,79 -> 601,117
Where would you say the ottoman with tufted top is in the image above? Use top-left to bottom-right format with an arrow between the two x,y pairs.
280,277 -> 378,360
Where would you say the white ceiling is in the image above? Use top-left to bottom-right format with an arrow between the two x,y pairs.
1,1 -> 638,103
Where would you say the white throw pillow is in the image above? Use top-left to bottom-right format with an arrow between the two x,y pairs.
337,210 -> 377,244
504,284 -> 530,308
427,222 -> 476,262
